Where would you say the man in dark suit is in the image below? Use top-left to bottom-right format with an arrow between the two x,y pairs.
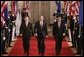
34,16 -> 48,56
6,11 -> 15,47
69,15 -> 75,47
53,15 -> 65,55
20,15 -> 33,55
74,15 -> 81,55
1,18 -> 8,54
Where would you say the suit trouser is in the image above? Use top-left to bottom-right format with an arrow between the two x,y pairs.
75,30 -> 83,55
73,34 -> 77,48
1,37 -> 3,53
80,35 -> 83,56
37,36 -> 45,54
22,37 -> 30,53
5,28 -> 10,46
8,26 -> 13,46
74,29 -> 79,49
54,36 -> 63,53
2,40 -> 6,53
77,38 -> 81,54
71,29 -> 75,47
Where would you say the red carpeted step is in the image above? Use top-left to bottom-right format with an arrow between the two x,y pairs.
8,36 -> 75,56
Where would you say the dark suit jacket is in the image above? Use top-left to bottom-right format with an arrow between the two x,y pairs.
61,13 -> 67,23
34,21 -> 48,38
6,18 -> 13,29
75,21 -> 79,36
20,21 -> 33,39
53,21 -> 65,38
10,15 -> 16,21
70,18 -> 74,31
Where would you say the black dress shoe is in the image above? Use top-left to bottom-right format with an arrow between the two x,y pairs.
56,52 -> 60,55
27,52 -> 29,55
24,51 -> 27,54
41,53 -> 44,56
8,45 -> 12,47
39,51 -> 41,55
69,46 -> 74,48
75,52 -> 81,55
2,52 -> 8,54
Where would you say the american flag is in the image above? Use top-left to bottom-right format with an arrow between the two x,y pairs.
24,1 -> 31,17
64,1 -> 80,16
1,1 -> 17,24
1,1 -> 8,24
79,1 -> 83,25
1,1 -> 8,13
11,1 -> 17,15
55,1 -> 61,13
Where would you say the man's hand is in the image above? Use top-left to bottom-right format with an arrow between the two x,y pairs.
46,35 -> 48,38
78,35 -> 80,38
63,33 -> 65,36
73,31 -> 74,34
34,33 -> 37,36
3,37 -> 6,40
20,34 -> 22,36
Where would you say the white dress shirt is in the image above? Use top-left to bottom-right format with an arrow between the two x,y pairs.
25,21 -> 28,27
58,21 -> 61,28
40,21 -> 43,27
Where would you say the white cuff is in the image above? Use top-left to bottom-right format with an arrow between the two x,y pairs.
3,37 -> 6,40
63,33 -> 65,36
35,33 -> 37,36
78,35 -> 80,38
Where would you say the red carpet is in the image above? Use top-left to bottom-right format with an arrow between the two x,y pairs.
8,36 -> 75,56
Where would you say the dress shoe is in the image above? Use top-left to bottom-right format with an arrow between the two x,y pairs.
69,46 -> 74,48
27,52 -> 29,55
2,52 -> 8,54
8,45 -> 12,47
40,52 -> 44,56
24,52 -> 27,56
75,52 -> 81,55
39,51 -> 41,55
56,52 -> 60,55
24,51 -> 27,54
